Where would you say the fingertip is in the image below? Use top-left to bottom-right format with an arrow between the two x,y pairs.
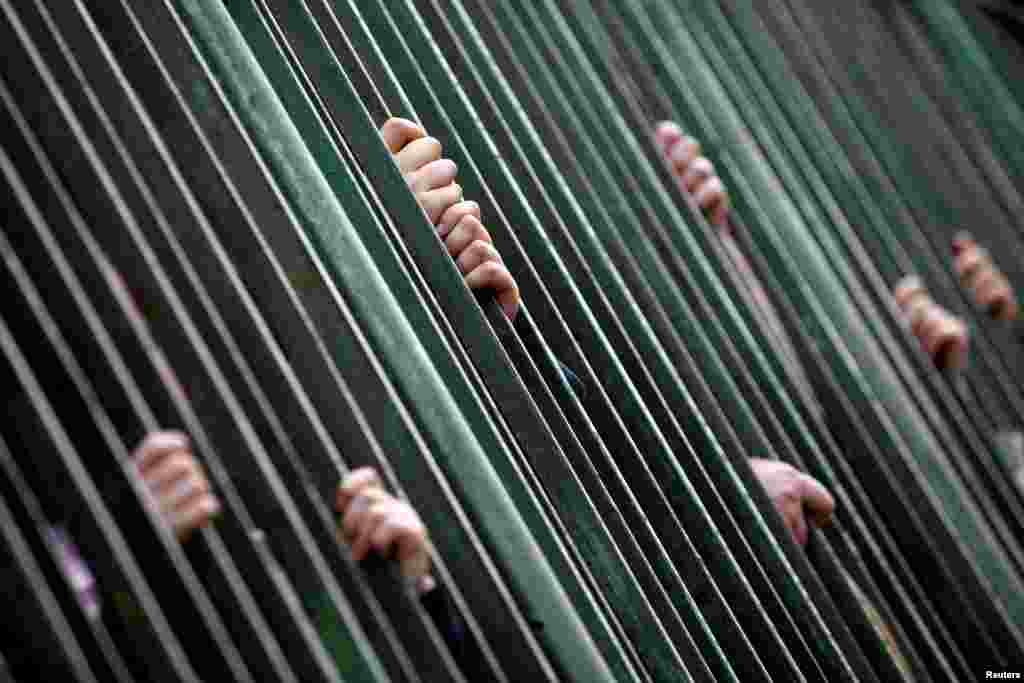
137,430 -> 190,455
654,121 -> 683,150
381,117 -> 425,153
500,288 -> 521,321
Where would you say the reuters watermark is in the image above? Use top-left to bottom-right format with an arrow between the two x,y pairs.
986,672 -> 1022,680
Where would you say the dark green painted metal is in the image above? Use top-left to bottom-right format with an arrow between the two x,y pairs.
696,3 -> 999,679
154,2 -> 617,682
741,0 -> 1024,651
702,0 -> 1024,612
483,0 -> 897,680
0,443 -> 102,683
218,1 -> 644,680
0,426 -> 137,683
547,3 -> 937,680
679,0 -> 1024,602
0,228 -> 285,683
903,1 -> 1024,200
774,0 -> 1024,430
733,222 -> 971,683
593,0 -> 1024,671
627,0 -> 1024,660
773,0 -> 1024,468
0,82 -> 357,683
770,0 -> 1024,540
251,0 -> 786,679
0,318 -> 199,683
368,0 -> 823,679
3,0 -> 1024,681
79,3 -> 541,680
339,1 -> 757,679
31,4 -> 467,681
705,0 -> 1024,531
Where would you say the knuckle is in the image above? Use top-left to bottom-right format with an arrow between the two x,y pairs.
480,261 -> 508,280
468,239 -> 494,259
469,220 -> 491,243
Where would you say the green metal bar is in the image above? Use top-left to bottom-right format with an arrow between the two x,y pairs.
159,2 -> 616,681
602,0 -> 1024,667
221,1 -> 642,679
82,3 -> 545,679
37,3 -> 467,679
0,312 -> 199,683
0,443 -> 102,683
701,0 -> 1024,591
487,0 -> 895,679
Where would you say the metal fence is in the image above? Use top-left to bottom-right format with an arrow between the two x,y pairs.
2,1 -> 1023,681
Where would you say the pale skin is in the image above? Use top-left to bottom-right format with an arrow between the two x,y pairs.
655,121 -> 731,228
655,120 -> 835,545
380,117 -> 521,320
138,432 -> 432,590
336,466 -> 434,593
133,430 -> 220,542
748,458 -> 835,547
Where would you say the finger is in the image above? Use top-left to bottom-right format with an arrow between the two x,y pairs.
775,493 -> 807,546
893,276 -> 924,310
970,268 -> 1001,305
380,117 -> 425,154
955,247 -> 987,282
157,474 -> 212,515
464,261 -> 521,320
919,312 -> 944,354
170,496 -> 220,542
951,230 -> 974,256
790,507 -> 809,547
708,192 -> 731,228
694,177 -> 727,215
351,501 -> 391,561
667,135 -> 701,175
341,488 -> 390,540
337,467 -> 384,512
141,451 -> 198,495
456,239 -> 502,276
907,299 -> 932,336
395,137 -> 442,175
406,158 -> 458,194
396,530 -> 432,582
682,157 -> 715,193
445,215 -> 492,259
438,200 -> 481,238
654,120 -> 684,154
417,183 -> 463,225
798,473 -> 835,527
367,503 -> 430,577
937,319 -> 969,370
133,430 -> 190,473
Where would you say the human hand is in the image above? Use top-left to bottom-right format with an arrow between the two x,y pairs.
381,118 -> 521,320
438,200 -> 520,320
655,121 -> 730,228
133,431 -> 220,542
749,457 -> 834,546
894,275 -> 970,370
381,117 -> 462,224
953,232 -> 1018,321
337,467 -> 434,593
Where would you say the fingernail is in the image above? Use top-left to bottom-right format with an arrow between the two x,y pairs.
415,575 -> 436,595
143,431 -> 190,453
348,495 -> 369,516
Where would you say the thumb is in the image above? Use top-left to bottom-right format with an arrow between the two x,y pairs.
799,473 -> 835,528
